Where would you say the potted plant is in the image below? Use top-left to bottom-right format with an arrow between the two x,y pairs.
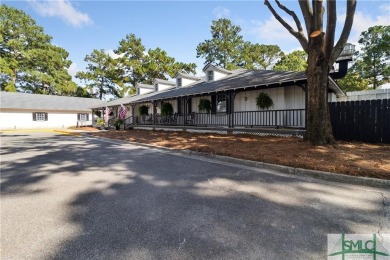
161,102 -> 174,116
198,99 -> 211,113
256,92 -> 274,110
96,117 -> 105,130
139,105 -> 149,116
113,118 -> 124,130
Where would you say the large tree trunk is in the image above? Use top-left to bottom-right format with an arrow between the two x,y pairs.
304,35 -> 335,145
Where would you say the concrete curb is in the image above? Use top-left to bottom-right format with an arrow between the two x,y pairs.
82,134 -> 390,189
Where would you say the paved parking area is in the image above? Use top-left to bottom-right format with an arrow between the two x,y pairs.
1,131 -> 389,259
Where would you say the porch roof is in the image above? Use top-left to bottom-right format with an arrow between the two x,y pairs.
135,70 -> 308,102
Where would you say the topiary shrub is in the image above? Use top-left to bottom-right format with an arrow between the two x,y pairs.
161,102 -> 174,116
198,99 -> 211,113
139,105 -> 149,116
256,92 -> 274,110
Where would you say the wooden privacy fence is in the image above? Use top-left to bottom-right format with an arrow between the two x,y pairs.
329,99 -> 390,143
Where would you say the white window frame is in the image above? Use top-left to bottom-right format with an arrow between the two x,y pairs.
177,78 -> 182,87
35,112 -> 46,121
79,113 -> 88,121
216,94 -> 226,113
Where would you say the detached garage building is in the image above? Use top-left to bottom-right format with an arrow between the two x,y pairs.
0,92 -> 103,130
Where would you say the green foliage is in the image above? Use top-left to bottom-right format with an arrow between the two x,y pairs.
256,92 -> 273,110
353,25 -> 390,89
337,72 -> 369,92
0,5 -> 77,94
114,33 -> 196,94
240,43 -> 284,69
198,99 -> 211,113
196,19 -> 283,70
139,105 -> 149,116
273,50 -> 307,72
96,118 -> 105,127
196,19 -> 244,70
113,119 -> 124,127
76,49 -> 122,100
161,102 -> 173,116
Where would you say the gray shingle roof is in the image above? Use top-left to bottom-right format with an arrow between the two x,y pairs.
0,92 -> 103,111
89,91 -> 161,109
153,78 -> 176,86
174,72 -> 203,81
135,70 -> 308,102
90,69 -> 345,108
202,64 -> 232,74
137,83 -> 154,89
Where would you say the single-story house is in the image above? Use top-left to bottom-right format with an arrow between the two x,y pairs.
0,92 -> 103,130
90,64 -> 345,134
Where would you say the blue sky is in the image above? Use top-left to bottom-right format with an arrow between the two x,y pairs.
4,0 -> 390,80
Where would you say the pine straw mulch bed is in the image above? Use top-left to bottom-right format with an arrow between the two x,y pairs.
88,129 -> 390,180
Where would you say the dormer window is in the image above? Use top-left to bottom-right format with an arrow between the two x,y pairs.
154,84 -> 158,92
207,71 -> 214,81
177,78 -> 182,87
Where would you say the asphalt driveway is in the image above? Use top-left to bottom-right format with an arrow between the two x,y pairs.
1,131 -> 389,260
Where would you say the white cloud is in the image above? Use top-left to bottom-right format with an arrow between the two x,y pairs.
212,6 -> 230,19
28,0 -> 92,28
338,10 -> 390,45
68,62 -> 78,77
246,16 -> 299,44
106,49 -> 123,59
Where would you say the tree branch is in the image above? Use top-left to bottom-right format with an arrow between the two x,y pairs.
298,0 -> 313,35
324,0 -> 336,61
312,0 -> 324,31
331,0 -> 357,63
275,0 -> 304,34
264,0 -> 308,52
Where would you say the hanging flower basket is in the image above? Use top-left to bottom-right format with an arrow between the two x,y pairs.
198,99 -> 211,113
256,92 -> 274,110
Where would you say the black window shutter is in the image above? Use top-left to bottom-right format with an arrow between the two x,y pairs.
187,98 -> 192,113
77,113 -> 80,120
211,95 -> 216,114
86,114 -> 89,121
45,113 -> 48,121
33,112 -> 37,121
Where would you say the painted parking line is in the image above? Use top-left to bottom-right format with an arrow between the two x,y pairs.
0,129 -> 80,136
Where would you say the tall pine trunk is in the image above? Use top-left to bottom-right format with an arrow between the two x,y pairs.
304,36 -> 335,145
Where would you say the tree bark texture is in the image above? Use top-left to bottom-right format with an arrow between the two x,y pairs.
305,37 -> 335,145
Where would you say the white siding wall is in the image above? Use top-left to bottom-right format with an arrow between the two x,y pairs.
284,86 -> 305,109
335,89 -> 390,101
191,96 -> 211,113
190,87 -> 304,112
181,78 -> 198,87
235,87 -> 287,111
0,109 -> 92,129
157,83 -> 175,92
139,88 -> 154,95
213,70 -> 229,81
